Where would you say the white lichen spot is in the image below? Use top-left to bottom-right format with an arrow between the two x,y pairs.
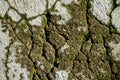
37,61 -> 41,66
60,43 -> 69,52
0,20 -> 11,80
55,70 -> 68,80
48,0 -> 57,9
29,16 -> 42,26
37,61 -> 44,71
109,41 -> 120,61
8,9 -> 21,22
15,29 -> 20,34
51,1 -> 71,25
7,41 -> 30,80
40,65 -> 45,70
7,63 -> 29,80
116,0 -> 120,4
0,0 -> 9,17
90,0 -> 112,24
75,71 -> 89,80
24,28 -> 28,33
77,27 -> 87,32
111,7 -> 120,33
99,68 -> 106,74
63,29 -> 66,31
8,0 -> 46,18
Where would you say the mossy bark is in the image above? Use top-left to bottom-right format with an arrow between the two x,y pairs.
0,0 -> 120,80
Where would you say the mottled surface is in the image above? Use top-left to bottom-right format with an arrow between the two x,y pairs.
0,0 -> 120,80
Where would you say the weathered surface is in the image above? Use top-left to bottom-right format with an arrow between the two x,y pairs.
0,0 -> 120,80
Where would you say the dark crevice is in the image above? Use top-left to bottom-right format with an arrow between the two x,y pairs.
103,35 -> 120,79
27,24 -> 41,80
86,55 -> 94,73
45,11 -> 60,68
46,11 -> 52,25
113,0 -> 118,9
46,73 -> 52,80
103,36 -> 118,79
46,0 -> 59,11
59,34 -> 69,41
42,46 -> 48,61
45,9 -> 67,41
5,42 -> 13,80
32,74 -> 36,80
44,27 -> 59,68
53,61 -> 59,68
27,24 -> 33,61
84,0 -> 96,75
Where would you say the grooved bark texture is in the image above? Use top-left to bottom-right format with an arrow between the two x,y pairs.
0,0 -> 120,80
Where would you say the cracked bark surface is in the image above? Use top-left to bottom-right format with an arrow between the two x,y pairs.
0,0 -> 120,80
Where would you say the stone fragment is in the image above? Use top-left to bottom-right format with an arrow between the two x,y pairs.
0,20 -> 11,80
90,0 -> 112,24
111,7 -> 120,33
7,41 -> 30,80
51,1 -> 71,25
109,41 -> 120,61
0,0 -> 9,17
29,16 -> 42,26
8,9 -> 21,22
55,70 -> 68,80
8,0 -> 46,18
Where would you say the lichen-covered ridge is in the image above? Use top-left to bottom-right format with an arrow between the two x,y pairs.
0,0 -> 120,80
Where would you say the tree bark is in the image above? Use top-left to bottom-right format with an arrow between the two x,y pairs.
0,0 -> 120,80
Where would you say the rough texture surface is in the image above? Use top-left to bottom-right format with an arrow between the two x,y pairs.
0,0 -> 120,80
